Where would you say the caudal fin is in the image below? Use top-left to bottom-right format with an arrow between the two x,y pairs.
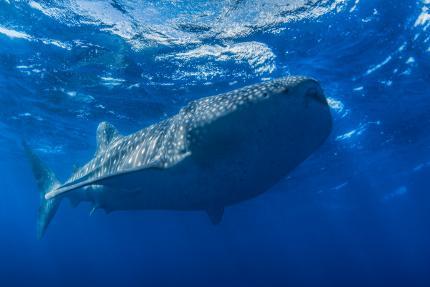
23,142 -> 61,239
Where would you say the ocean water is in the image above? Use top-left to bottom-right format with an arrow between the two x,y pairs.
1,0 -> 429,286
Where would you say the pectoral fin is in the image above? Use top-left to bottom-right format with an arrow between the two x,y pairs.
206,206 -> 224,225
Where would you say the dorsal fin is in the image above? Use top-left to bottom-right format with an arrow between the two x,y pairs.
72,164 -> 79,173
96,121 -> 121,154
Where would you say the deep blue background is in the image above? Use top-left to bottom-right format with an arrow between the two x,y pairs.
1,0 -> 429,286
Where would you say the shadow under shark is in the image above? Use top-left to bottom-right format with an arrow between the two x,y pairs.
24,76 -> 332,238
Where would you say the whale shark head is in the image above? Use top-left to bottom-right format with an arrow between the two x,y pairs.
182,76 -> 329,127
183,76 -> 332,167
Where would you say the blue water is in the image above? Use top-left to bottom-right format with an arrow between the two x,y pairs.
1,0 -> 430,286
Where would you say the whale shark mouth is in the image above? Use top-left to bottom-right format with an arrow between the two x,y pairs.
306,86 -> 327,105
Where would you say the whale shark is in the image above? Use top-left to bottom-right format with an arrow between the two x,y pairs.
24,76 -> 332,238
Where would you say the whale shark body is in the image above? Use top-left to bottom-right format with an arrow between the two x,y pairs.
25,76 -> 332,238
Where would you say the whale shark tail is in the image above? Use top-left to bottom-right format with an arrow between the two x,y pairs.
23,142 -> 62,239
